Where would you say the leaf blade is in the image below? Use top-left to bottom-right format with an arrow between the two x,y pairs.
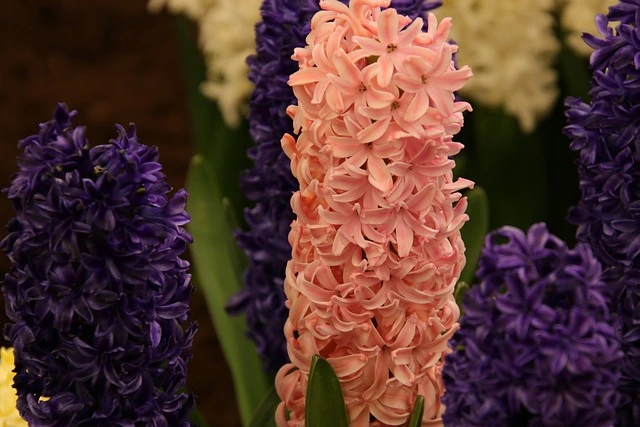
305,356 -> 349,427
175,16 -> 251,223
460,186 -> 490,286
248,386 -> 280,427
189,407 -> 209,427
408,395 -> 424,427
186,155 -> 269,426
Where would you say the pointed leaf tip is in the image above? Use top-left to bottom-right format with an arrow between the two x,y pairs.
248,386 -> 279,427
305,355 -> 349,427
408,395 -> 424,427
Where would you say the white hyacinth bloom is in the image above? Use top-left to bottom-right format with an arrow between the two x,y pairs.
437,0 -> 560,133
147,0 -> 217,20
199,0 -> 260,126
149,0 -> 260,127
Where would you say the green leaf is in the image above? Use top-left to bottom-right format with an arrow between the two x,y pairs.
460,187 -> 490,285
175,16 -> 218,163
408,395 -> 424,427
305,356 -> 349,427
454,282 -> 470,307
175,16 -> 251,224
186,155 -> 269,426
222,197 -> 248,283
190,407 -> 209,427
248,386 -> 280,427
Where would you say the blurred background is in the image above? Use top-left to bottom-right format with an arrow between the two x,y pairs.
0,1 -> 240,425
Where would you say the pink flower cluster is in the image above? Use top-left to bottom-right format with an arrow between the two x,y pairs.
275,0 -> 472,425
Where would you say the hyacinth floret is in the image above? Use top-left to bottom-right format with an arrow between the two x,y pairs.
273,1 -> 472,425
564,0 -> 640,422
442,223 -> 621,426
1,104 -> 197,426
231,0 -> 441,372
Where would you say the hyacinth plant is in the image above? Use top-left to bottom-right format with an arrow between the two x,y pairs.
442,223 -> 621,426
230,0 -> 443,373
272,0 -> 473,424
1,105 -> 197,426
564,0 -> 640,422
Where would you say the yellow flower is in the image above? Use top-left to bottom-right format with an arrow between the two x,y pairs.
0,348 -> 26,427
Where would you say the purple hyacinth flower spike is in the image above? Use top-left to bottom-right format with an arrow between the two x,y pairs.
443,223 -> 621,426
2,104 -> 197,426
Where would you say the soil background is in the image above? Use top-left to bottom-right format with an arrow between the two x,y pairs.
0,1 -> 241,425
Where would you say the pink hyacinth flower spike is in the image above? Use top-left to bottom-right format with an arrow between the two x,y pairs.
275,1 -> 473,425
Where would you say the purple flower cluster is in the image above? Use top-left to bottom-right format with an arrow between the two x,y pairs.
564,0 -> 640,421
442,224 -> 621,426
2,104 -> 197,426
231,0 -> 442,373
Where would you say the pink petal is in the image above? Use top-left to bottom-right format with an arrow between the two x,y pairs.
343,149 -> 369,170
362,353 -> 388,402
405,263 -> 436,283
391,347 -> 413,365
320,209 -> 352,224
327,136 -> 361,158
299,276 -> 335,304
332,231 -> 352,256
332,314 -> 358,333
361,207 -> 391,225
325,85 -> 345,112
333,49 -> 362,84
404,89 -> 429,122
327,353 -> 368,377
367,155 -> 393,192
289,67 -> 327,86
358,105 -> 391,121
392,364 -> 416,386
435,66 -> 473,91
328,75 -> 358,95
395,214 -> 414,257
312,41 -> 332,71
397,17 -> 423,46
353,36 -> 385,56
377,9 -> 399,45
443,177 -> 474,192
366,86 -> 396,109
331,185 -> 368,203
394,72 -> 421,93
363,224 -> 387,244
432,46 -> 453,75
369,399 -> 409,426
394,278 -> 436,304
357,116 -> 391,143
406,183 -> 436,212
376,55 -> 394,87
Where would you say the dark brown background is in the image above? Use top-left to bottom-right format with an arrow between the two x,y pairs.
0,1 -> 241,425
